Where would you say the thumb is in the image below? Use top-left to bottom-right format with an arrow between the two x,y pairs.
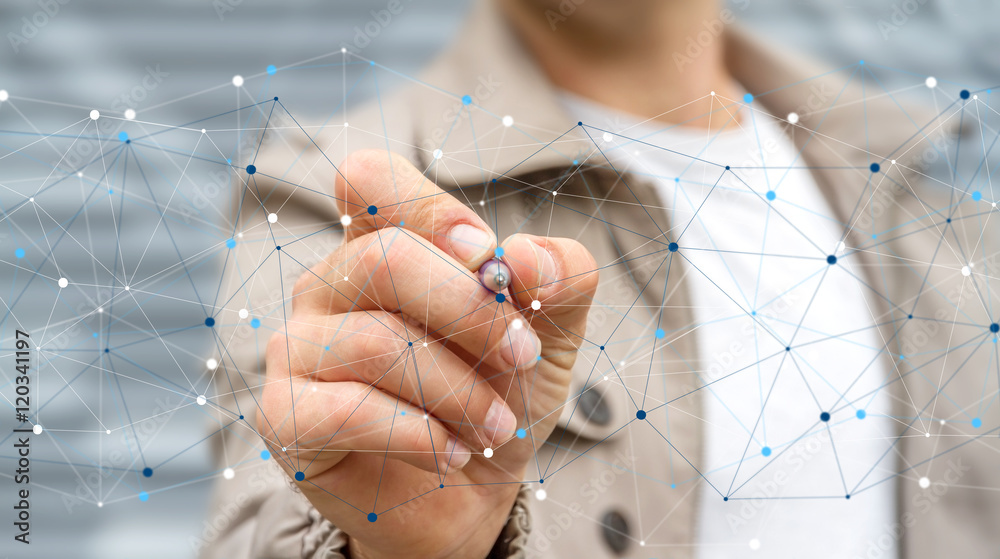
500,234 -> 599,370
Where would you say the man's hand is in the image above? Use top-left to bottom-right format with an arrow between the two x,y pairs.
258,150 -> 598,559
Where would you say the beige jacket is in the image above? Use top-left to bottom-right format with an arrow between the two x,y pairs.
200,2 -> 999,558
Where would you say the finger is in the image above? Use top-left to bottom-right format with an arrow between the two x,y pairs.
261,379 -> 473,476
278,311 -> 519,448
294,229 -> 542,374
500,234 -> 600,369
336,149 -> 497,269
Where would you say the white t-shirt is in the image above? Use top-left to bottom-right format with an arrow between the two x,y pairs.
561,91 -> 898,558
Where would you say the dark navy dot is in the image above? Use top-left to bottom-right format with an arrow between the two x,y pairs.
668,242 -> 679,252
725,165 -> 731,170
599,346 -> 605,351
724,497 -> 729,502
636,410 -> 646,420
246,164 -> 256,175
274,96 -> 279,101
104,348 -> 109,353
142,467 -> 153,478
408,341 -> 413,346
239,415 -> 244,420
539,478 -> 545,483
125,139 -> 131,144
960,90 -> 970,99
439,483 -> 445,488
367,205 -> 378,215
908,314 -> 913,319
990,323 -> 999,333
275,245 -> 281,251
820,412 -> 831,422
845,494 -> 851,499
294,471 -> 305,481
827,255 -> 837,265
205,317 -> 215,327
946,218 -> 951,223
496,293 -> 506,303
785,346 -> 791,352
870,163 -> 880,173
367,512 -> 378,522
578,121 -> 583,126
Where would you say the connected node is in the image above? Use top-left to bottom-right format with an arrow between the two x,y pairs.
766,190 -> 776,201
223,468 -> 235,480
502,115 -> 513,127
238,308 -> 248,319
827,255 -> 837,265
636,410 -> 646,420
530,300 -> 541,311
124,108 -> 136,120
340,214 -> 352,227
246,164 -> 256,175
294,471 -> 305,481
433,149 -> 443,160
462,95 -> 472,105
204,317 -> 215,327
668,242 -> 679,252
33,424 -> 42,435
232,75 -> 244,87
267,65 -> 277,75
961,266 -> 971,277
786,112 -> 799,124
90,110 -> 100,120
918,477 -> 931,489
603,132 -> 613,142
960,89 -> 970,100
143,467 -> 153,477
925,76 -> 937,88
820,411 -> 831,422
856,409 -> 867,420
655,328 -> 665,339
58,278 -> 68,288
972,417 -> 982,428
0,89 -> 8,102
207,358 -> 219,370
367,512 -> 378,522
483,448 -> 494,458
870,162 -> 880,173
267,213 -> 278,223
743,93 -> 754,103
367,205 -> 377,215
196,395 -> 207,406
761,446 -> 772,457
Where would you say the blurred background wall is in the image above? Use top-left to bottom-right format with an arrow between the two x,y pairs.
0,0 -> 996,557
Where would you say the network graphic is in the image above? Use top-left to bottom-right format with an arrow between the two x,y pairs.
1,49 -> 998,555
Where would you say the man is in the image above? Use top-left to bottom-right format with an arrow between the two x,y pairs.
202,0 -> 998,557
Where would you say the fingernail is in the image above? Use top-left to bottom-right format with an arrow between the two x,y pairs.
530,239 -> 557,289
448,224 -> 494,265
442,437 -> 472,473
485,399 -> 517,441
501,324 -> 541,369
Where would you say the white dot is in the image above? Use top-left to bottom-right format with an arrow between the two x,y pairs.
267,213 -> 278,223
787,112 -> 799,124
90,110 -> 100,120
749,538 -> 761,550
925,76 -> 937,89
710,91 -> 716,96
969,262 -> 975,268
201,128 -> 207,134
341,47 -> 347,53
207,358 -> 219,370
961,266 -> 971,277
973,94 -> 979,100
535,489 -> 547,501
77,172 -> 83,177
33,425 -> 42,435
97,307 -> 103,313
530,300 -> 541,310
502,115 -> 514,127
223,468 -> 235,480
619,361 -> 625,367
511,319 -> 524,330
340,214 -> 352,227
232,75 -> 244,87
640,541 -> 646,547
124,109 -> 136,120
433,149 -> 443,160
836,241 -> 846,254
238,308 -> 248,319
58,278 -> 68,288
343,122 -> 349,127
28,197 -> 33,203
604,375 -> 609,381
478,200 -> 485,206
0,89 -> 8,102
422,342 -> 428,347
925,432 -> 931,437
106,429 -> 112,435
196,395 -> 207,406
124,285 -> 130,291
602,132 -> 613,142
281,447 -> 287,451
919,477 -> 930,489
993,202 -> 997,208
423,414 -> 429,420
98,501 -> 103,508
940,419 -> 946,425
483,448 -> 494,458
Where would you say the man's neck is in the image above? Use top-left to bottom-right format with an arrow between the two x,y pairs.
499,0 -> 743,129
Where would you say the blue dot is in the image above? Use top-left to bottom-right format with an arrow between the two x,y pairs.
516,428 -> 526,439
15,248 -> 25,259
139,492 -> 149,502
204,317 -> 215,327
599,346 -> 605,351
908,314 -> 913,319
972,417 -> 982,428
400,410 -> 406,415
118,131 -> 128,142
367,512 -> 378,522
899,354 -> 905,360
93,333 -> 99,338
856,409 -> 867,419
972,191 -> 982,201
369,60 -> 375,66
294,471 -> 305,481
766,190 -> 776,201
870,163 -> 880,173
946,218 -> 952,223
439,484 -> 445,488
655,328 -> 665,339
846,494 -> 851,499
827,255 -> 837,265
246,164 -> 256,175
960,90 -> 970,99
496,293 -> 506,303
872,234 -> 878,239
462,95 -> 472,105
761,446 -> 772,457
577,121 -> 583,126
671,483 -> 676,489
750,310 -> 756,316
820,412 -> 831,422
226,158 -> 232,164
275,246 -> 281,251
239,415 -> 244,420
324,345 -> 330,351
725,165 -> 731,170
674,177 -> 680,183
142,467 -> 153,478
226,238 -> 236,249
367,205 -> 378,215
407,341 -> 413,346
572,159 -> 579,165
743,93 -> 753,103
723,497 -> 729,502
991,323 -> 999,333
399,221 -> 404,226
250,318 -> 261,329
494,247 -> 505,258
108,189 -> 113,195
267,64 -> 277,75
636,410 -> 646,420
668,242 -> 679,252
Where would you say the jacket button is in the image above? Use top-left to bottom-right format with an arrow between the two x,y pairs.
600,510 -> 630,554
579,387 -> 611,426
